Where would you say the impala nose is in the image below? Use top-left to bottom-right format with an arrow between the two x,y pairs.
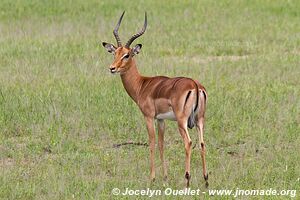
110,66 -> 116,73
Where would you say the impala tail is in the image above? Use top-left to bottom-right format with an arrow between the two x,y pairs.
187,88 -> 207,129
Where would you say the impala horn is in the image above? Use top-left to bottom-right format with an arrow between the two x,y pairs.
113,11 -> 125,47
125,12 -> 147,48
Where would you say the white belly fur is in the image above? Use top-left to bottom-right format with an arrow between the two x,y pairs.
156,111 -> 176,120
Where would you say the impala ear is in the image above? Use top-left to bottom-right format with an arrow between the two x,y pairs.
132,44 -> 142,56
102,42 -> 116,54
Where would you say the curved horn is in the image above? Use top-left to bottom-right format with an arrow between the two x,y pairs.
125,12 -> 147,48
113,11 -> 125,47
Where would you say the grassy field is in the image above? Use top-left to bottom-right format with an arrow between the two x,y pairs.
0,0 -> 299,199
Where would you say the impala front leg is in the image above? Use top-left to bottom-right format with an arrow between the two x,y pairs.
145,117 -> 156,182
158,119 -> 167,180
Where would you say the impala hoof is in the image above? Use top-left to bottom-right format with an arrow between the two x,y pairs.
203,173 -> 209,187
185,172 -> 191,188
204,174 -> 208,181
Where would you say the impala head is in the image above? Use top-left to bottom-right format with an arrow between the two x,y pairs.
102,11 -> 147,74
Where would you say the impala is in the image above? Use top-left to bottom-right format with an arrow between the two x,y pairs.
102,11 -> 208,187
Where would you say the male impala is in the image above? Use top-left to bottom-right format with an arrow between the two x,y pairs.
102,11 -> 208,187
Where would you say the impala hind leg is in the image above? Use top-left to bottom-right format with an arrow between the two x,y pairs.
145,117 -> 156,182
178,120 -> 192,187
196,116 -> 208,187
157,119 -> 167,180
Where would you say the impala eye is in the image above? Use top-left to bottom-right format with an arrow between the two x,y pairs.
123,54 -> 130,59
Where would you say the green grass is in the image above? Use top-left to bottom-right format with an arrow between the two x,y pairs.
0,0 -> 299,199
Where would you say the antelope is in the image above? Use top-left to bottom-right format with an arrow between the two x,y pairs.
102,11 -> 208,187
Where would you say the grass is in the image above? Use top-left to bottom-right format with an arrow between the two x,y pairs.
0,0 -> 299,199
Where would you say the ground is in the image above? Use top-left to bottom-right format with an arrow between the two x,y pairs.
0,0 -> 299,199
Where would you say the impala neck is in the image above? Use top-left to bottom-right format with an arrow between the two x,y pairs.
120,59 -> 143,103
